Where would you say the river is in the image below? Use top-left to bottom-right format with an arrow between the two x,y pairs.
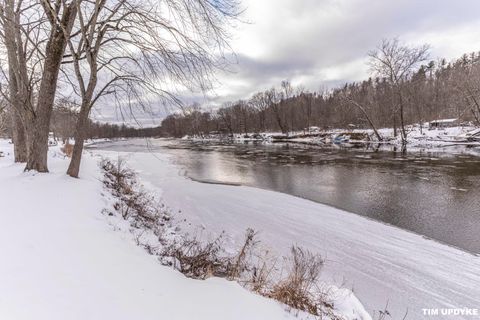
90,138 -> 480,254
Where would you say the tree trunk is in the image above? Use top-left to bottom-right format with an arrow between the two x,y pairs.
11,109 -> 27,162
243,112 -> 248,134
260,111 -> 266,132
398,92 -> 407,144
344,97 -> 383,141
25,3 -> 78,172
67,107 -> 89,178
471,109 -> 480,125
25,115 -> 50,172
273,108 -> 287,134
3,0 -> 27,163
7,64 -> 27,162
393,109 -> 397,137
468,93 -> 480,120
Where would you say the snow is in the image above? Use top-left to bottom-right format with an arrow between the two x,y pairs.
462,128 -> 480,137
0,140 -> 323,320
188,125 -> 480,152
93,145 -> 480,319
429,118 -> 458,123
3,136 -> 479,319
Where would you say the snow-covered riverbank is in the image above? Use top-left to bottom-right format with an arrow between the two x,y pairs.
92,145 -> 480,319
187,125 -> 480,153
2,137 -> 479,319
0,141 -> 329,320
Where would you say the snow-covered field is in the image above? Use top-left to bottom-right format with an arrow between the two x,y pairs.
92,146 -> 480,319
0,141 -> 323,320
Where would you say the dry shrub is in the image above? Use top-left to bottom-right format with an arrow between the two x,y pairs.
269,246 -> 324,316
373,301 -> 408,320
247,250 -> 277,295
162,228 -> 259,280
228,228 -> 258,280
101,158 -> 135,198
162,233 -> 228,279
101,158 -> 171,235
375,308 -> 391,320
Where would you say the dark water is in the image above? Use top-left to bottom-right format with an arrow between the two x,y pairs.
91,138 -> 480,253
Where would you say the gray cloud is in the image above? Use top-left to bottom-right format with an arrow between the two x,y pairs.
205,0 -> 480,102
94,0 -> 480,125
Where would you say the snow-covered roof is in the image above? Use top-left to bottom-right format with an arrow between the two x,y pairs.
430,118 -> 458,124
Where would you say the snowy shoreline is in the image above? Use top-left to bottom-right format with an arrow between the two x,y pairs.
0,141 -> 302,320
2,138 -> 479,319
91,146 -> 480,319
185,125 -> 480,155
0,140 -> 369,320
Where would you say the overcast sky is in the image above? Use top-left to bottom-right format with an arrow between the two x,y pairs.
93,0 -> 480,126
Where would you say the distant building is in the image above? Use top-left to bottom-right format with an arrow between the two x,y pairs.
429,118 -> 458,129
305,126 -> 320,133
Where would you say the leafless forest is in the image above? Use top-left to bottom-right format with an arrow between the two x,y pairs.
161,41 -> 480,139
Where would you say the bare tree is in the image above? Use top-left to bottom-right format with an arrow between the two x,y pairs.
62,0 -> 240,177
217,103 -> 236,135
50,98 -> 79,142
249,92 -> 269,132
368,38 -> 429,143
266,87 -> 287,133
1,0 -> 79,171
451,54 -> 480,125
23,0 -> 78,172
298,90 -> 314,133
233,100 -> 249,134
281,80 -> 294,132
182,103 -> 204,136
0,0 -> 41,162
340,95 -> 382,141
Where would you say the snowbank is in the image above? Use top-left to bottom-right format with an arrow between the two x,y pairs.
0,140 -> 318,320
93,146 -> 480,319
187,125 -> 480,154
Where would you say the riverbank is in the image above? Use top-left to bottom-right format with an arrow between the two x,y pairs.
91,143 -> 480,319
186,125 -> 480,152
0,140 -> 339,320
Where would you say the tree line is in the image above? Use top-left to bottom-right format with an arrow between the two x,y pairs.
0,96 -> 162,141
1,104 -> 153,140
0,0 -> 240,177
161,39 -> 480,141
